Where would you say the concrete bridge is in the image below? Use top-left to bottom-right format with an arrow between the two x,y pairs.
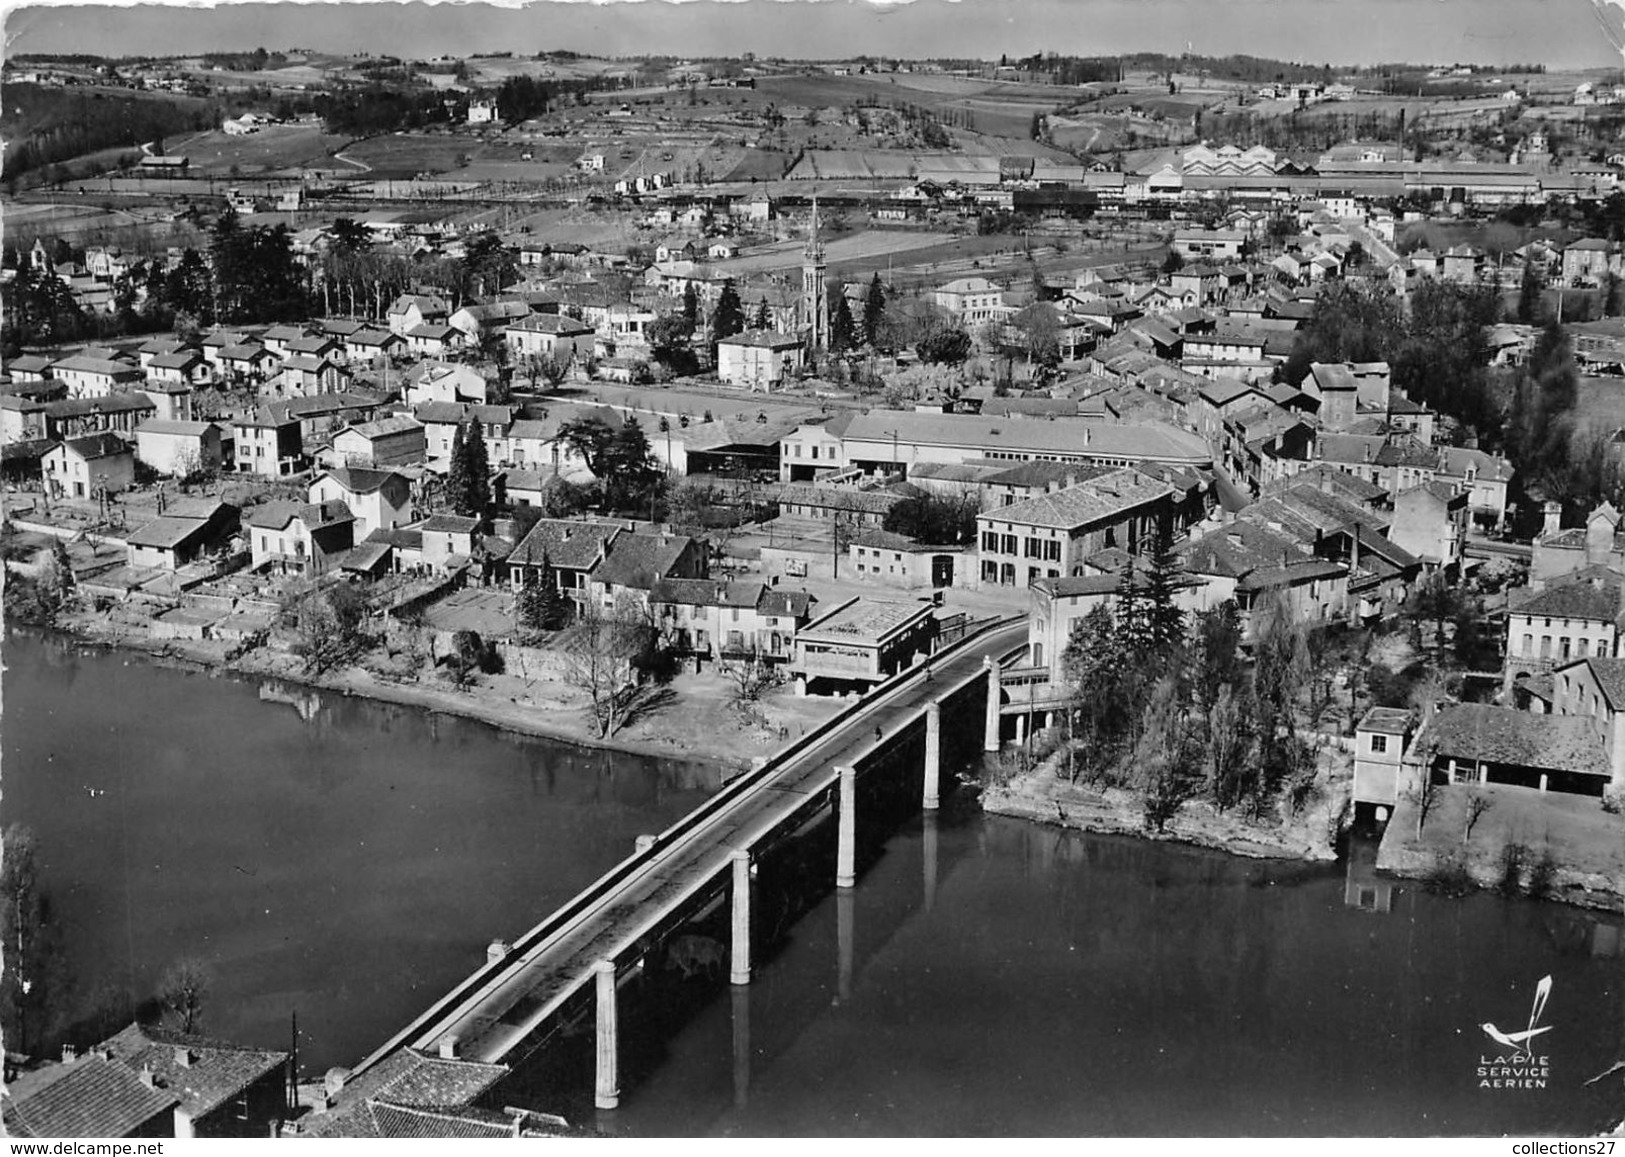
349,617 -> 1029,1110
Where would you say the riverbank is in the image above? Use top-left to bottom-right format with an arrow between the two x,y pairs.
983,749 -> 1348,863
1376,781 -> 1625,912
48,608 -> 843,768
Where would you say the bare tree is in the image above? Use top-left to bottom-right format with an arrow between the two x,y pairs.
1412,778 -> 1441,839
1463,790 -> 1493,842
157,956 -> 213,1033
720,644 -> 779,703
560,598 -> 656,739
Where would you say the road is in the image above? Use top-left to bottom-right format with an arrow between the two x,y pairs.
382,619 -> 1028,1068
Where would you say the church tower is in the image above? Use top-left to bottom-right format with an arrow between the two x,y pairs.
802,195 -> 828,354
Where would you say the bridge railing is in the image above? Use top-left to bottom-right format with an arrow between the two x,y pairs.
351,611 -> 1025,1077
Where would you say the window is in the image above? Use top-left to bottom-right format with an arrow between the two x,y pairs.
1579,638 -> 1591,658
1002,534 -> 1018,555
1540,636 -> 1551,658
982,560 -> 998,582
1370,734 -> 1388,754
1522,634 -> 1533,656
1025,537 -> 1042,558
1044,540 -> 1061,562
1000,562 -> 1016,586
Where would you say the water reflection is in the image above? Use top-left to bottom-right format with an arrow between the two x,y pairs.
2,630 -> 716,1074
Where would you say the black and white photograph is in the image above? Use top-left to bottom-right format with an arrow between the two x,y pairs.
4,0 -> 1625,1139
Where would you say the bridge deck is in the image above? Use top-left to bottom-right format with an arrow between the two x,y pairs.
392,620 -> 1030,1067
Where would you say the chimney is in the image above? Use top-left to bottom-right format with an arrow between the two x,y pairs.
138,1067 -> 155,1088
1543,501 -> 1562,539
175,1047 -> 193,1068
61,1044 -> 78,1064
487,939 -> 511,964
1320,470 -> 1332,494
438,1035 -> 460,1060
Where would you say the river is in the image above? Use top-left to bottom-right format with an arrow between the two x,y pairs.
5,630 -> 1625,1135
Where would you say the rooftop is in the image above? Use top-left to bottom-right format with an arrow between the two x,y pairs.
1420,703 -> 1610,779
99,1022 -> 287,1120
801,597 -> 932,642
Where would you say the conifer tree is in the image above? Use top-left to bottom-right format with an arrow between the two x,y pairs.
461,416 -> 491,516
753,297 -> 771,330
712,278 -> 745,341
862,272 -> 887,349
830,290 -> 856,353
444,420 -> 470,514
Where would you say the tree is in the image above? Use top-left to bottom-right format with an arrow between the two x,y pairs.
712,278 -> 745,342
288,583 -> 368,673
1141,526 -> 1186,658
1206,683 -> 1256,812
444,420 -> 471,515
1406,569 -> 1462,654
682,282 -> 700,330
328,217 -> 372,257
157,956 -> 213,1033
916,326 -> 973,365
558,415 -> 661,513
753,296 -> 771,330
1012,301 -> 1061,370
561,600 -> 658,739
1518,260 -> 1545,324
881,492 -> 979,544
1061,604 -> 1131,784
1190,601 -> 1244,720
829,289 -> 857,354
1131,674 -> 1198,832
1161,248 -> 1185,274
517,555 -> 570,633
648,313 -> 699,376
862,272 -> 887,350
721,645 -> 779,702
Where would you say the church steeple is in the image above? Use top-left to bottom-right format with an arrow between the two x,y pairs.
802,193 -> 828,355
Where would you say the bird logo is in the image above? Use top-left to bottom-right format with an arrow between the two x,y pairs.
1481,975 -> 1553,1055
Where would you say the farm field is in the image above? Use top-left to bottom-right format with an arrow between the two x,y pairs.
709,229 -> 959,277
1576,375 -> 1625,434
168,124 -> 357,175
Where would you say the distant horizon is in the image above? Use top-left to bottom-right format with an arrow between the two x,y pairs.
3,0 -> 1620,71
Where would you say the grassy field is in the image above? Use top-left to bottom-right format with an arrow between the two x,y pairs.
168,124 -> 357,176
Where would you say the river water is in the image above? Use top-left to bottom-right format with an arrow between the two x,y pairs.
5,629 -> 1625,1136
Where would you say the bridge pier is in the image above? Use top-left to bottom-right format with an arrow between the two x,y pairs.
836,765 -> 857,889
730,849 -> 752,986
594,960 -> 619,1111
984,656 -> 1001,752
923,702 -> 941,811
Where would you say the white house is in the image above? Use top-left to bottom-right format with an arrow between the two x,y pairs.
134,419 -> 223,478
716,331 -> 805,390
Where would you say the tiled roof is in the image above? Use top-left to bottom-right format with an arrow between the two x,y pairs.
758,588 -> 814,618
4,1057 -> 179,1137
60,432 -> 132,460
591,532 -> 697,590
319,466 -> 406,494
510,518 -> 619,571
299,1049 -> 508,1139
126,514 -> 223,550
99,1022 -> 287,1120
650,577 -> 765,608
1511,568 -> 1624,622
775,483 -> 909,516
246,500 -> 354,532
1420,703 -> 1610,778
980,469 -> 1173,531
422,514 -> 480,534
345,416 -> 423,440
1566,656 -> 1625,710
